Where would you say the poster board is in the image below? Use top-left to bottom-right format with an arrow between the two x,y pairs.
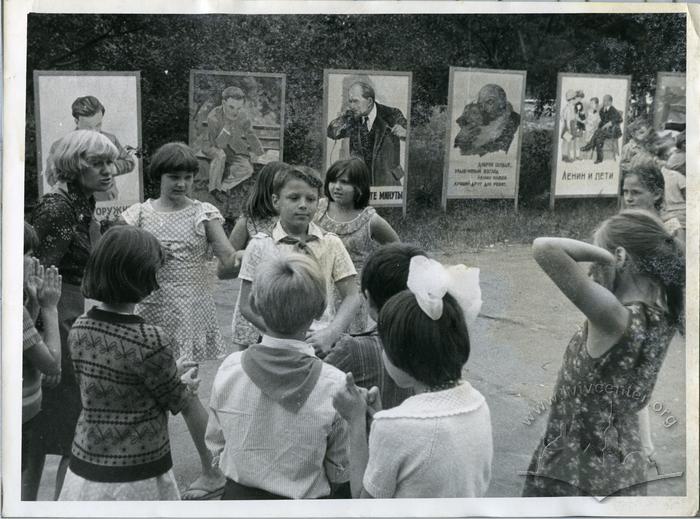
323,68 -> 412,215
188,70 -> 286,192
550,72 -> 631,208
34,70 -> 143,221
442,67 -> 526,211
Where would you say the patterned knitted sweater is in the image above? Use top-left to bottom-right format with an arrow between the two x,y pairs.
68,307 -> 188,482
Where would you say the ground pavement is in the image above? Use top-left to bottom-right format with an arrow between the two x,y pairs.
37,245 -> 686,499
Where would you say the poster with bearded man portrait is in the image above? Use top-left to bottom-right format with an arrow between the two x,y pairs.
324,69 -> 412,212
442,67 -> 526,210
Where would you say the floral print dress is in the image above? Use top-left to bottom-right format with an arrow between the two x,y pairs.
314,198 -> 376,333
522,302 -> 676,497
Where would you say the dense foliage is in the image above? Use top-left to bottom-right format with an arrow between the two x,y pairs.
24,13 -> 686,211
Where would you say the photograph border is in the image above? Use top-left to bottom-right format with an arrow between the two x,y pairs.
3,2 -> 698,518
322,67 -> 412,217
441,66 -> 527,211
549,71 -> 632,210
33,69 -> 144,201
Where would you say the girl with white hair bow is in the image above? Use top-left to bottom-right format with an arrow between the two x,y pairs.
332,256 -> 493,498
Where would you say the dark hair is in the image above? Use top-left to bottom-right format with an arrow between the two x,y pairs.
24,222 -> 39,255
622,162 -> 665,211
324,158 -> 371,209
590,97 -> 599,105
675,131 -> 686,151
361,243 -> 427,310
272,165 -> 323,195
627,117 -> 652,138
71,96 -> 105,119
149,142 -> 199,179
594,210 -> 685,331
222,86 -> 245,100
82,226 -> 165,304
351,81 -> 375,101
379,291 -> 470,389
244,162 -> 290,220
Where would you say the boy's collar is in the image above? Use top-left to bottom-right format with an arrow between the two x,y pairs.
259,334 -> 315,356
272,220 -> 324,242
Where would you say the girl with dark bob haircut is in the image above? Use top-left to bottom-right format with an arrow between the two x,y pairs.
323,158 -> 371,208
379,290 -> 470,389
332,258 -> 492,498
149,141 -> 200,179
81,226 -> 164,304
315,157 -> 399,333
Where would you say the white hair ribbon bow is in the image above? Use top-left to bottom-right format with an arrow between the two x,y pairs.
406,256 -> 482,325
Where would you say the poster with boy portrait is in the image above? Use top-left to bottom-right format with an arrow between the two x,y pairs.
654,72 -> 685,132
442,67 -> 526,210
34,71 -> 143,222
189,70 -> 286,197
550,73 -> 631,207
323,69 -> 412,213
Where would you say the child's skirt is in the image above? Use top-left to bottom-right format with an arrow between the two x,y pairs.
58,468 -> 180,500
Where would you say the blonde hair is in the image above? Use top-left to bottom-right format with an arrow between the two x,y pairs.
250,253 -> 326,334
51,130 -> 119,183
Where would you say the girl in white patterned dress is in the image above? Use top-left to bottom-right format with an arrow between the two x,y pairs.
120,142 -> 242,361
120,143 -> 240,499
314,158 -> 399,332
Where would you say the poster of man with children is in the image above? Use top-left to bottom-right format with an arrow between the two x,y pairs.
3,1 -> 697,518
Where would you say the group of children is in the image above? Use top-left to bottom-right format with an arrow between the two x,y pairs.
620,119 -> 686,247
21,139 -> 686,500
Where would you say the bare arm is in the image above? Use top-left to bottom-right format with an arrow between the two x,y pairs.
24,266 -> 62,375
25,308 -> 61,375
218,217 -> 250,280
332,373 -> 371,498
306,276 -> 360,355
532,237 -> 629,336
369,214 -> 399,245
205,219 -> 241,276
228,216 -> 250,252
239,279 -> 268,333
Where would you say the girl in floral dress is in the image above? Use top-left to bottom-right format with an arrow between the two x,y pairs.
522,210 -> 684,497
314,158 -> 399,333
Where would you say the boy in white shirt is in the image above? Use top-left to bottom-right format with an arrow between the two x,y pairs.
206,254 -> 350,499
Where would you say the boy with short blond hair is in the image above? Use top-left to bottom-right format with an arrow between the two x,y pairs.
207,254 -> 350,499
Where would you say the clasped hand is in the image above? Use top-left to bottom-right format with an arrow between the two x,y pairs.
332,372 -> 382,422
176,356 -> 201,395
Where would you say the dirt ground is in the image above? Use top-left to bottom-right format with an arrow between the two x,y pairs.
36,244 -> 686,499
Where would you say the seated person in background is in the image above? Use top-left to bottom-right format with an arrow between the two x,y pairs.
658,132 -> 686,250
665,130 -> 686,175
206,254 -> 350,499
580,94 -> 622,164
325,243 -> 426,411
204,86 -> 264,201
620,118 -> 655,173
